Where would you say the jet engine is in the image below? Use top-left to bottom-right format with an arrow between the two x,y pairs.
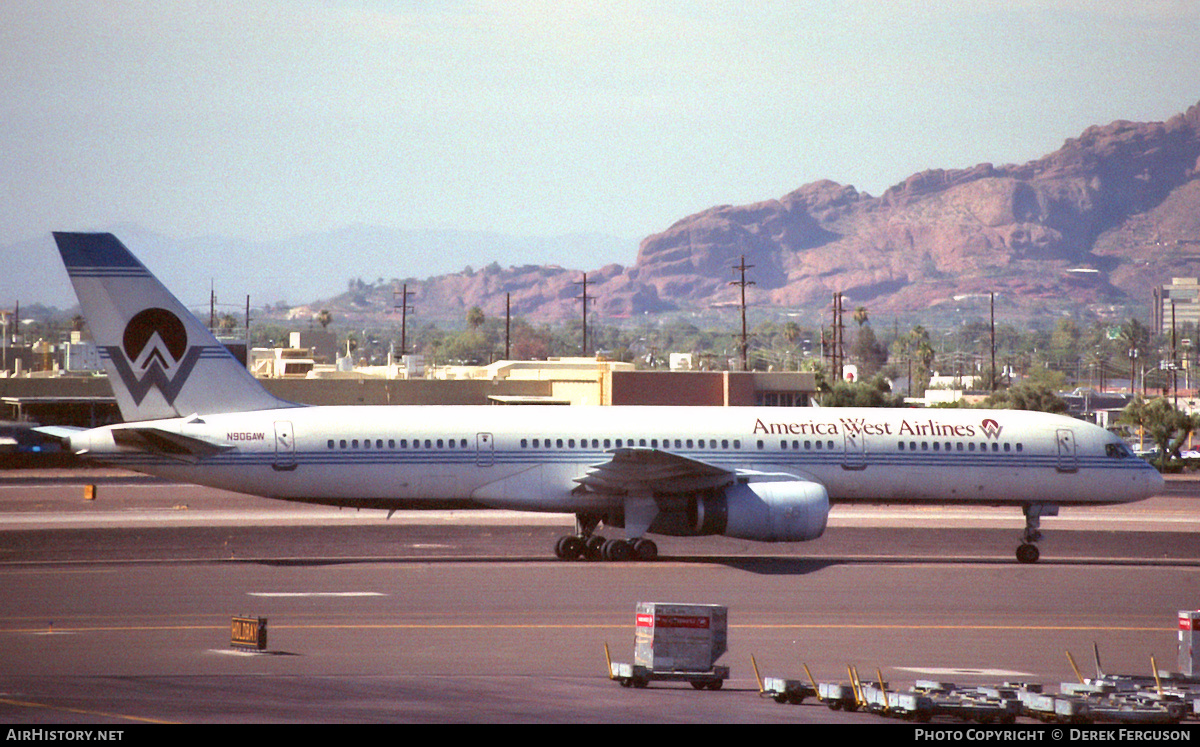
649,480 -> 829,542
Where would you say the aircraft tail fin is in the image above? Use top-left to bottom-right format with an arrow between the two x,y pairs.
52,232 -> 298,421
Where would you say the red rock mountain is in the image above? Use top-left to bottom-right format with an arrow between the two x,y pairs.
315,100 -> 1200,325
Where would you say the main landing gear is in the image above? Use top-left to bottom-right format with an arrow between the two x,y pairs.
1016,503 -> 1058,564
554,514 -> 658,562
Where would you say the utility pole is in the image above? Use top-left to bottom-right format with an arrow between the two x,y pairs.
831,292 -> 845,382
730,256 -> 755,371
505,292 -> 511,360
393,284 -> 415,355
575,273 -> 591,356
990,292 -> 996,391
1172,301 -> 1178,408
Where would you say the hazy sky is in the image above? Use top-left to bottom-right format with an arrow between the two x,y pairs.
5,1 -> 1200,257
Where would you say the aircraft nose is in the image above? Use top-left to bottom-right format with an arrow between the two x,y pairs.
1146,466 -> 1165,497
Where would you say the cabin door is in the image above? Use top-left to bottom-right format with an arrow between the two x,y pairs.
273,421 -> 297,471
1055,428 -> 1078,473
842,431 -> 867,471
476,432 -> 495,467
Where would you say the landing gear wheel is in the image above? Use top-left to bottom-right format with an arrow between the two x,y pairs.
632,538 -> 658,562
1016,543 -> 1040,564
602,538 -> 633,562
584,535 -> 606,561
554,535 -> 584,561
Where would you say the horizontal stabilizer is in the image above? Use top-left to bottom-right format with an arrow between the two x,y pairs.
111,427 -> 233,462
32,425 -> 87,444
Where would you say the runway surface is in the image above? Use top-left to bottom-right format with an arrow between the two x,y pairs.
0,469 -> 1197,724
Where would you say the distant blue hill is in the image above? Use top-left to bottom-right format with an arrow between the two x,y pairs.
5,224 -> 635,310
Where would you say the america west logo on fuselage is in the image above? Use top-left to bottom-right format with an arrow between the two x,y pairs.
103,308 -> 204,406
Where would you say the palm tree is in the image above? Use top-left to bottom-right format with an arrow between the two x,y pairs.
1120,318 -> 1150,394
466,306 -> 485,330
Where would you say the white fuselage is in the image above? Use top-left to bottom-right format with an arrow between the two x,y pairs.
76,405 -> 1163,513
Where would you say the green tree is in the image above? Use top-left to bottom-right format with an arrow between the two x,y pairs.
466,306 -> 485,330
821,375 -> 905,407
851,323 -> 889,379
1119,397 -> 1199,469
982,383 -> 1067,413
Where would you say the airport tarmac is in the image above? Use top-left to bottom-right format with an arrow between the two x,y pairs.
0,469 -> 1197,724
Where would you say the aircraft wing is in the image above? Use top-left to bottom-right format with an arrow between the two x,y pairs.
110,426 -> 234,462
575,448 -> 735,495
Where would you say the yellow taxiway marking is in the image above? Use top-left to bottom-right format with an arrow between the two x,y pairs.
0,696 -> 178,724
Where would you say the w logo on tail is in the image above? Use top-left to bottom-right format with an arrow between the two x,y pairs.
102,308 -> 205,406
104,307 -> 207,405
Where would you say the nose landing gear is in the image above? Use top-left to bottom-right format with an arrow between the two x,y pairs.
1016,503 -> 1058,564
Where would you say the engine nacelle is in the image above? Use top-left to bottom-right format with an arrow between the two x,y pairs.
649,480 -> 829,542
722,481 -> 829,542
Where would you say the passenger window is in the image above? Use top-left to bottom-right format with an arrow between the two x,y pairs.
437,439 -> 444,448
352,439 -> 359,449
327,440 -> 334,449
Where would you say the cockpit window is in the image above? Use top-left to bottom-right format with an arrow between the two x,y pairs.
1106,442 -> 1134,458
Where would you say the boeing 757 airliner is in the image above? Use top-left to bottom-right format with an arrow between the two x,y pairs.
41,233 -> 1163,563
